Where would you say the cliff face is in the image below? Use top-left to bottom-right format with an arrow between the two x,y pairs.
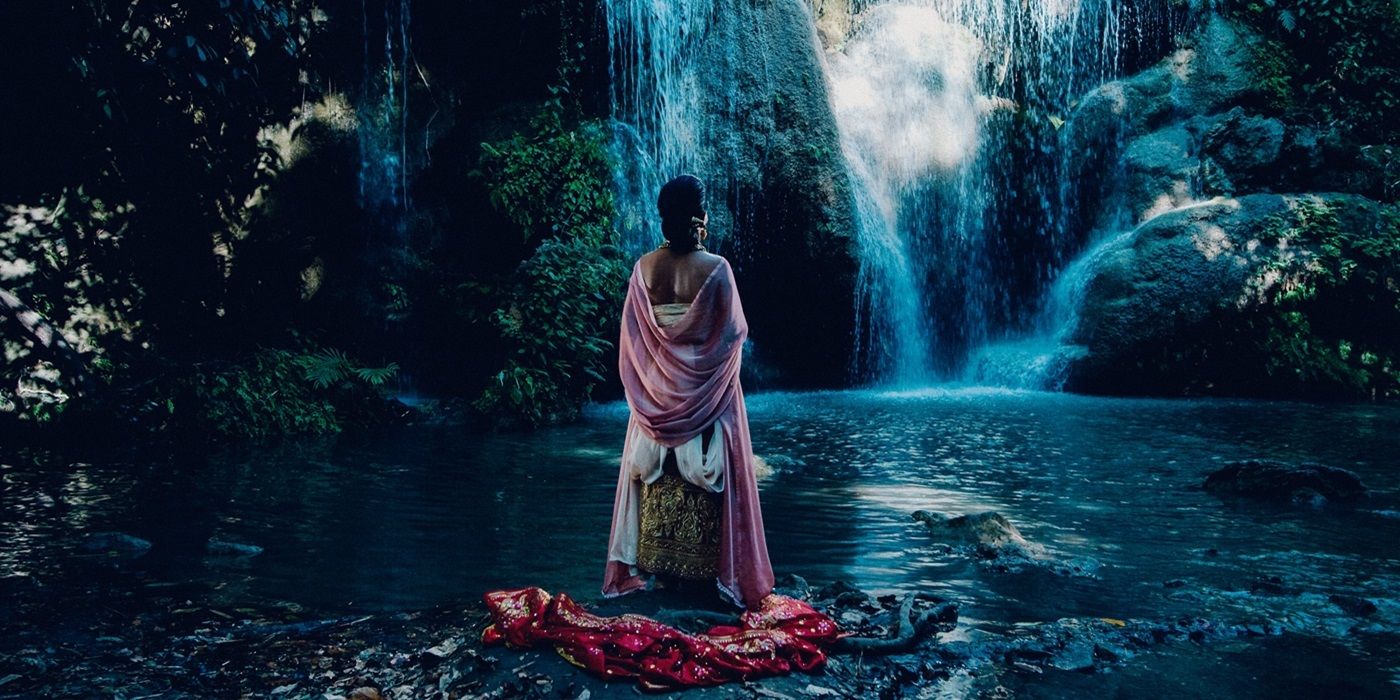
687,0 -> 862,387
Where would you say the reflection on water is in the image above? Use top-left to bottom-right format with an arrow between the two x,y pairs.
3,389 -> 1400,695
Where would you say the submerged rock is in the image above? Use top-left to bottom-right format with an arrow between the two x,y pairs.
82,532 -> 152,556
912,511 -> 1033,550
1203,460 -> 1369,505
205,539 -> 265,557
1329,594 -> 1378,617
912,511 -> 1100,578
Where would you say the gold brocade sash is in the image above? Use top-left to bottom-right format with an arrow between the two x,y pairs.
637,472 -> 721,579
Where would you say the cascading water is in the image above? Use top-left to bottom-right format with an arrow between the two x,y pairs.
358,0 -> 413,227
603,0 -> 1180,388
822,0 -> 1173,386
826,5 -> 985,385
357,0 -> 417,399
603,1 -> 716,255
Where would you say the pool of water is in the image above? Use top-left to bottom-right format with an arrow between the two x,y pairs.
4,388 -> 1399,696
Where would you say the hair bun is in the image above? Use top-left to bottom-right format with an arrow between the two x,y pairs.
657,175 -> 707,249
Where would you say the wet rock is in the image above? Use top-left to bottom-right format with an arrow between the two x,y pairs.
1164,579 -> 1187,589
1203,460 -> 1369,505
834,591 -> 871,608
82,532 -> 152,556
1201,108 -> 1286,194
1329,594 -> 1378,617
1122,122 -> 1199,222
683,0 -> 860,385
1250,576 -> 1297,596
913,511 -> 1099,578
1044,10 -> 1400,400
912,511 -> 1032,550
205,539 -> 264,557
814,579 -> 862,601
1047,639 -> 1096,672
774,573 -> 811,600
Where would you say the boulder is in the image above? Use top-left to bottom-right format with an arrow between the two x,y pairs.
1202,459 -> 1369,505
1060,14 -> 1266,235
1121,123 -> 1199,222
1059,192 -> 1400,397
1065,14 -> 1260,158
807,0 -> 855,50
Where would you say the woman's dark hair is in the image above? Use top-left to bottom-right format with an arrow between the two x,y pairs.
657,174 -> 706,249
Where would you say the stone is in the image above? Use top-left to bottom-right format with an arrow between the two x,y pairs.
1203,460 -> 1369,505
1064,14 -> 1259,167
205,539 -> 264,557
82,532 -> 153,555
1329,594 -> 1378,617
346,687 -> 382,700
1249,576 -> 1296,596
1047,640 -> 1096,672
912,511 -> 1032,550
1201,108 -> 1286,194
774,573 -> 812,600
913,511 -> 1099,578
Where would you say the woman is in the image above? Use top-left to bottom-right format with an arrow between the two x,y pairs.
482,178 -> 838,689
602,174 -> 775,609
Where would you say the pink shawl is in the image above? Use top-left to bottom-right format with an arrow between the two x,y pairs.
603,258 -> 775,609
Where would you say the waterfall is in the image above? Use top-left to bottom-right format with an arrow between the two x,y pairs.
358,0 -> 413,227
603,0 -> 716,255
821,0 -> 1173,386
602,0 -> 1180,388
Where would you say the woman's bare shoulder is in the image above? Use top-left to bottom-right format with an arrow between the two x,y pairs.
695,251 -> 726,272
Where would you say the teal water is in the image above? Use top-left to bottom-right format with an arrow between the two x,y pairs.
3,389 -> 1399,696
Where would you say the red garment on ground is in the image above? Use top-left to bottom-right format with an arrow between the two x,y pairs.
481,587 -> 841,691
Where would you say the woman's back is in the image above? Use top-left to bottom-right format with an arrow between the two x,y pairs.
638,249 -> 725,306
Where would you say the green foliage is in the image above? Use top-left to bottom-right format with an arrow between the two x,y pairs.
188,348 -> 340,442
128,345 -> 399,442
1,189 -> 142,421
1231,0 -> 1400,140
1250,38 -> 1299,112
298,348 -> 400,389
2,1 -> 329,428
473,70 -> 627,427
478,70 -> 616,247
1253,198 -> 1400,398
473,238 -> 628,427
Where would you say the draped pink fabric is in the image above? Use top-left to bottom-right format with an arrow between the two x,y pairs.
603,258 -> 775,609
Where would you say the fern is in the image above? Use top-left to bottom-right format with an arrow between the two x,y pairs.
299,348 -> 352,388
354,362 -> 400,386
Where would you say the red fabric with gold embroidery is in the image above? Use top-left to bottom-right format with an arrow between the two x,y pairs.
481,587 -> 841,690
